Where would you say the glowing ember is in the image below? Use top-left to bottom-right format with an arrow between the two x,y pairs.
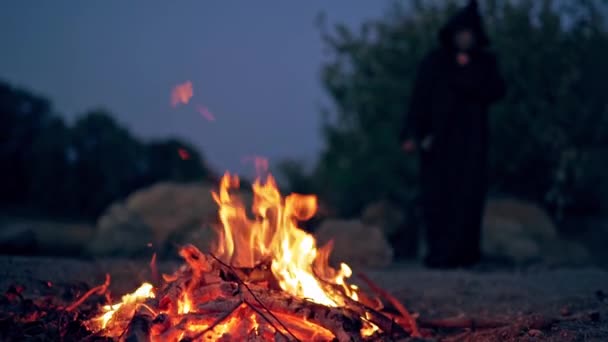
196,105 -> 216,121
177,148 -> 190,160
87,166 -> 416,341
171,81 -> 193,107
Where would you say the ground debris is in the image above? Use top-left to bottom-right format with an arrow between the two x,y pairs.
0,280 -> 112,342
1,256 -> 607,341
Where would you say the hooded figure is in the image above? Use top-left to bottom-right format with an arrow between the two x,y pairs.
401,0 -> 506,268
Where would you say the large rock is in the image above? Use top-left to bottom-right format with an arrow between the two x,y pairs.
88,203 -> 153,257
164,223 -> 220,257
314,219 -> 393,268
482,198 -> 589,265
361,201 -> 405,237
361,201 -> 420,258
124,182 -> 220,247
88,181 -> 252,257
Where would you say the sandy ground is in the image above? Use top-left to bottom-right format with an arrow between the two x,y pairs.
1,256 -> 607,341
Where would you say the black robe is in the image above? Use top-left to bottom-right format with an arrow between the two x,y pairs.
401,1 -> 506,267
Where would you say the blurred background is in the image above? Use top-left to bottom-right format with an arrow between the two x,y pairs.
1,0 -> 607,268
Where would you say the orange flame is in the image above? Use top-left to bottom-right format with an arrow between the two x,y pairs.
211,171 -> 356,307
171,81 -> 193,107
90,165 -> 383,339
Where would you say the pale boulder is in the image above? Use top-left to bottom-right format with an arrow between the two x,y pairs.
314,219 -> 393,268
89,181 -> 253,257
361,201 -> 405,237
165,223 -> 221,256
482,198 -> 589,265
88,203 -> 153,256
124,182 -> 220,246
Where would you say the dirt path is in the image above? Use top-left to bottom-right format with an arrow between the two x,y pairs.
1,256 -> 606,341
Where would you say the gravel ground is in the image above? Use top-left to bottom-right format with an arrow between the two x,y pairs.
1,255 -> 607,341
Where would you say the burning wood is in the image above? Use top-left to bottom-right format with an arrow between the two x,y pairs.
79,170 -> 419,341
0,169 -> 420,341
83,244 -> 414,341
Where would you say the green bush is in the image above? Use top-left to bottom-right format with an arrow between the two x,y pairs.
281,0 -> 608,219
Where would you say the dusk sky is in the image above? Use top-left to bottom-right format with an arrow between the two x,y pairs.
0,1 -> 394,175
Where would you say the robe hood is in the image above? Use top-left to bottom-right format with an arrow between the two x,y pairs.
439,0 -> 490,49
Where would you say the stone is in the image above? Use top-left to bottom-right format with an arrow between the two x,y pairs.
482,198 -> 589,265
89,181 -> 253,257
314,219 -> 393,268
361,201 -> 405,237
88,203 -> 153,257
125,182 -> 219,245
361,201 -> 420,259
481,217 -> 541,263
164,223 -> 220,256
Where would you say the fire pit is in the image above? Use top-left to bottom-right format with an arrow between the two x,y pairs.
30,171 -> 418,341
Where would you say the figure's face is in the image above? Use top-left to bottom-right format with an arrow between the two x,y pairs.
454,29 -> 475,51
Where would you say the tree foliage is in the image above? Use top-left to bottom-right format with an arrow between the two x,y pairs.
0,82 -> 213,220
0,83 -> 53,206
284,0 -> 608,218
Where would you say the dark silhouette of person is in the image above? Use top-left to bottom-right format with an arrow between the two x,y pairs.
401,0 -> 506,268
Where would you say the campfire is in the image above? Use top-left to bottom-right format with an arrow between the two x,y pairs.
79,171 -> 418,341
3,169 -> 603,341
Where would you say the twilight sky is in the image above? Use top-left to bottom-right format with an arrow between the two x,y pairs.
0,1 -> 393,174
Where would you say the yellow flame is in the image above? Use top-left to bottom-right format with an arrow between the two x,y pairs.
178,292 -> 192,314
91,166 -> 382,338
212,171 -> 355,307
94,283 -> 155,330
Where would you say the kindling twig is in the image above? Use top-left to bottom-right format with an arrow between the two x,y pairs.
312,268 -> 405,337
208,253 -> 300,342
65,274 -> 110,312
244,300 -> 299,341
358,272 -> 421,337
